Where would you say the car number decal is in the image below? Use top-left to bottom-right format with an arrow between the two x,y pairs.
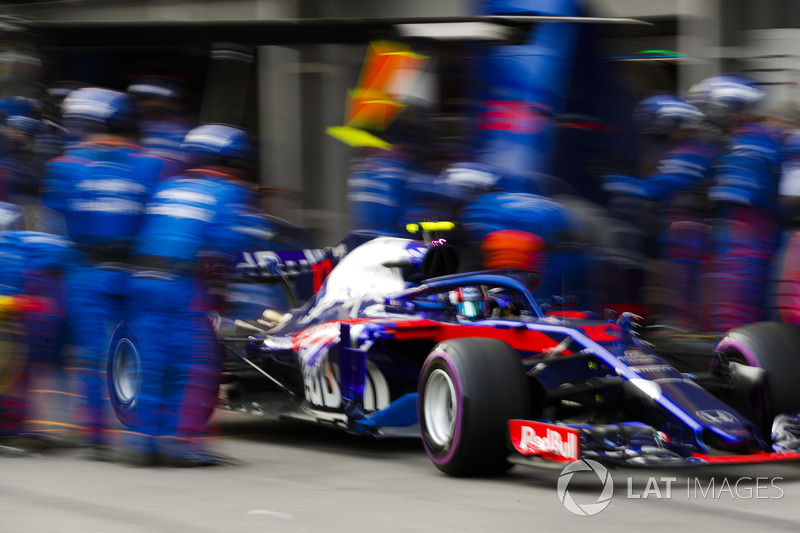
303,360 -> 390,411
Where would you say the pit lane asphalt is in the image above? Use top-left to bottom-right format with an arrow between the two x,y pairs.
3,410 -> 800,533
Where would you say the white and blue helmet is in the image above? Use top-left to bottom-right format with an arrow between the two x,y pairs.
61,87 -> 138,135
634,93 -> 704,136
0,202 -> 23,231
182,123 -> 254,172
687,74 -> 766,127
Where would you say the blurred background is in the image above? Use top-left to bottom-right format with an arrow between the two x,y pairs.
0,0 -> 796,245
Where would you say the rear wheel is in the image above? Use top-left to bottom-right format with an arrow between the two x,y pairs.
107,320 -> 219,429
714,322 -> 800,436
107,321 -> 141,428
418,337 -> 530,476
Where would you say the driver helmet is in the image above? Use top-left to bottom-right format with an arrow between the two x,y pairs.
450,286 -> 490,321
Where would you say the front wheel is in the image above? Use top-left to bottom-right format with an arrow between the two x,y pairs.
418,338 -> 530,476
714,322 -> 800,436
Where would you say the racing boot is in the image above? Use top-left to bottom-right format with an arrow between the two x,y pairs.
160,437 -> 240,467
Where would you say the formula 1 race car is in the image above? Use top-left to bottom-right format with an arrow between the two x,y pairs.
107,227 -> 800,477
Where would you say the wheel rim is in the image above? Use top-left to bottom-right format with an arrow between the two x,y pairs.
113,338 -> 140,405
715,351 -> 771,428
424,368 -> 457,448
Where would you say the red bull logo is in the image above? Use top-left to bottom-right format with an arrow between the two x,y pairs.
509,420 -> 580,462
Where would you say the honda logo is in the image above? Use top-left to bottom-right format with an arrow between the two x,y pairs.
696,409 -> 738,425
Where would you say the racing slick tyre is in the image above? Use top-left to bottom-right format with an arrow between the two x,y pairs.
107,321 -> 142,428
108,320 -> 219,430
714,322 -> 800,435
418,338 -> 530,476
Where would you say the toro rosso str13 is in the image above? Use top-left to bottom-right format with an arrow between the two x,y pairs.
109,233 -> 800,476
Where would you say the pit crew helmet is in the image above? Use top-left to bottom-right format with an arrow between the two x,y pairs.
127,77 -> 185,102
182,123 -> 254,173
4,114 -> 41,151
127,77 -> 187,116
0,96 -> 39,121
687,74 -> 766,128
450,285 -> 490,321
634,93 -> 704,136
0,201 -> 23,231
61,87 -> 138,135
6,114 -> 40,133
439,161 -> 503,205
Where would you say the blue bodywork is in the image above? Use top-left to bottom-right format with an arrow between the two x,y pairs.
219,235 -> 780,467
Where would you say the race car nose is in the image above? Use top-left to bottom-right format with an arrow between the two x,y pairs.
702,425 -> 764,453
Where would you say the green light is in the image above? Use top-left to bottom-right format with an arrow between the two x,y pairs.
639,49 -> 688,57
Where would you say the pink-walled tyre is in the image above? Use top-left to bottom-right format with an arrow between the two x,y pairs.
418,337 -> 530,476
714,322 -> 800,435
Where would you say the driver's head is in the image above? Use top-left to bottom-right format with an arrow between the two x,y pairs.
450,286 -> 490,321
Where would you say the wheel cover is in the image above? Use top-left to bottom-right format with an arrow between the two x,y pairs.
423,368 -> 458,448
113,338 -> 141,406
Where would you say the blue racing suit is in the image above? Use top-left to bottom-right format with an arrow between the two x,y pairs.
460,192 -> 592,306
0,230 -> 76,436
707,122 -> 783,331
774,130 -> 800,324
347,147 -> 418,237
124,170 -> 256,456
604,136 -> 720,328
41,142 -> 175,445
138,116 -> 193,168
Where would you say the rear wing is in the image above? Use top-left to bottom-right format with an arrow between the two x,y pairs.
233,232 -> 376,305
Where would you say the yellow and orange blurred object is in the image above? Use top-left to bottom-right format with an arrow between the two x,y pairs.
326,41 -> 428,149
0,295 -> 47,319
